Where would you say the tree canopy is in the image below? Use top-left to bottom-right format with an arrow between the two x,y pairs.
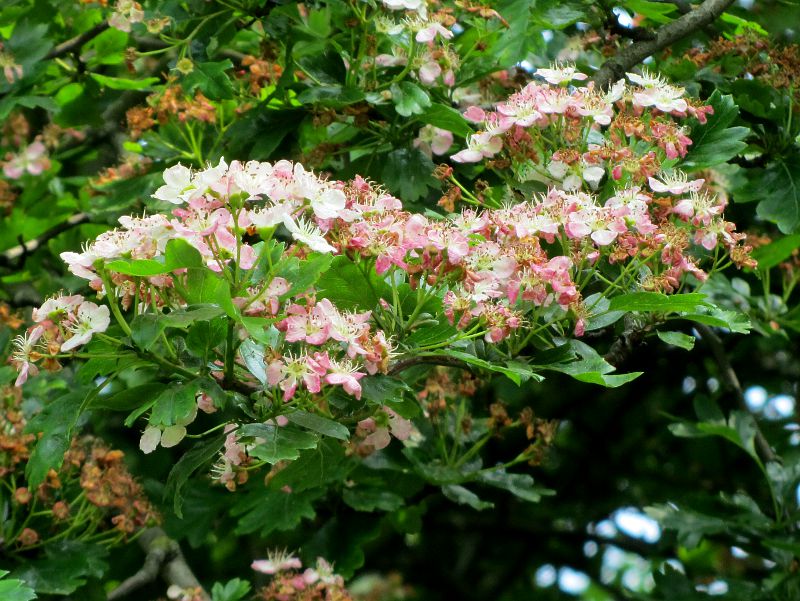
2,1 -> 800,600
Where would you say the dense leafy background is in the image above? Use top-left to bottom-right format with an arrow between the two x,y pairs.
2,1 -> 800,600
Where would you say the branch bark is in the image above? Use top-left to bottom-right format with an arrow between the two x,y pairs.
592,0 -> 735,89
107,527 -> 210,601
45,22 -> 110,59
695,323 -> 778,464
0,212 -> 89,269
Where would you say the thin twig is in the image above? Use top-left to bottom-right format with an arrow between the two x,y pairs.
695,323 -> 778,464
107,527 -> 210,601
592,0 -> 735,89
46,22 -> 110,59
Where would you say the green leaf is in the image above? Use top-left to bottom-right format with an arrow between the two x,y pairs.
242,423 -> 319,463
608,292 -> 708,312
89,73 -> 160,90
477,469 -> 553,503
442,484 -> 494,510
751,234 -> 800,270
211,579 -> 251,601
150,381 -> 201,427
381,147 -> 439,202
239,339 -> 266,385
681,307 -> 751,334
390,82 -> 431,117
182,60 -> 235,100
0,570 -> 36,601
682,91 -> 749,169
90,383 -> 165,411
274,252 -> 333,296
12,541 -> 108,595
286,410 -> 350,440
342,487 -> 405,512
24,390 -> 85,488
622,0 -> 677,23
233,487 -> 324,536
418,104 -> 472,137
360,375 -> 412,404
269,439 -> 353,493
657,330 -> 696,350
105,258 -> 169,276
443,350 -> 544,385
737,157 -> 800,234
164,434 -> 226,518
316,256 -> 390,311
669,410 -> 760,462
536,341 -> 641,387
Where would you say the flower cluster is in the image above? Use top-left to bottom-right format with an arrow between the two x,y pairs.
452,65 -> 712,168
251,552 -> 353,601
12,294 -> 110,386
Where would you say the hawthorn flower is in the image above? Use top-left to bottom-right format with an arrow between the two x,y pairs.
0,47 -> 23,84
267,352 -> 327,400
252,550 -> 303,575
381,0 -> 427,16
283,215 -> 337,253
61,302 -> 111,352
3,141 -> 51,178
535,64 -> 588,86
451,131 -> 502,163
648,171 -> 705,195
415,22 -> 453,43
108,0 -> 144,32
626,70 -> 687,112
32,294 -> 84,323
11,326 -> 45,387
152,163 -> 193,204
413,124 -> 454,156
322,358 -> 366,399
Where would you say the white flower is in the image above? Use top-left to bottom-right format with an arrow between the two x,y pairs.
382,0 -> 427,17
283,216 -> 337,253
153,163 -> 193,204
535,64 -> 588,86
648,171 -> 705,195
451,132 -> 502,163
249,202 -> 295,229
61,302 -> 111,352
33,294 -> 84,323
310,187 -> 347,220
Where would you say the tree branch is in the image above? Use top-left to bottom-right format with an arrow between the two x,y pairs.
694,323 -> 778,464
0,212 -> 89,269
46,22 -> 110,60
592,0 -> 735,89
388,355 -> 471,376
107,527 -> 210,601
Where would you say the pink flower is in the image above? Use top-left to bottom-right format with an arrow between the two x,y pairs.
252,552 -> 302,575
3,141 -> 51,179
413,125 -> 454,156
323,359 -> 366,399
416,23 -> 453,43
267,353 -> 326,400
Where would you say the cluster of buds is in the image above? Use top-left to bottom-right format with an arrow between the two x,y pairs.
0,386 -> 158,548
